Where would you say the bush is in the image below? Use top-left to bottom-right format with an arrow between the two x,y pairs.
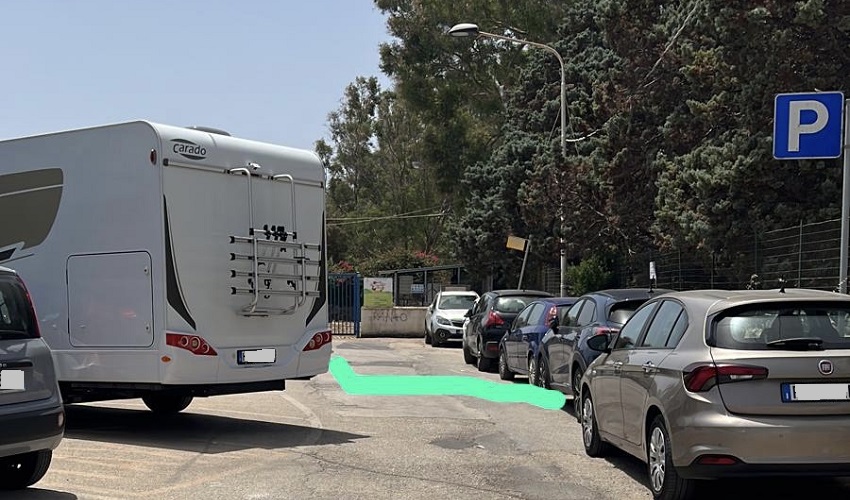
567,255 -> 614,296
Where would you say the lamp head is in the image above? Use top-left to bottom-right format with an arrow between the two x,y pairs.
448,23 -> 480,38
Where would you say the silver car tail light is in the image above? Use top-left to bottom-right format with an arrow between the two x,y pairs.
683,363 -> 769,392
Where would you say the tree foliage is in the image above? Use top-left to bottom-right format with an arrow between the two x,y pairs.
318,0 -> 850,289
317,77 -> 447,272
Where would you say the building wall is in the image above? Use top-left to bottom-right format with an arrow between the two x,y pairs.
359,307 -> 426,338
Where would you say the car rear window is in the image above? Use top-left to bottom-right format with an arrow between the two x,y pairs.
712,303 -> 850,350
438,295 -> 478,310
0,277 -> 38,339
607,300 -> 647,326
495,296 -> 536,314
556,305 -> 572,322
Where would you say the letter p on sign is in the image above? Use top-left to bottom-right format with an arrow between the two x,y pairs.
774,92 -> 844,160
788,100 -> 829,152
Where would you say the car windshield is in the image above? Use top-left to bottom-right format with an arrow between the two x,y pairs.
437,295 -> 477,310
494,296 -> 535,314
713,303 -> 850,350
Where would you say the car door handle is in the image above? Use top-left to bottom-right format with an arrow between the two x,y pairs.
613,361 -> 623,373
642,361 -> 657,374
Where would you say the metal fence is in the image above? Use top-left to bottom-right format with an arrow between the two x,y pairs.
377,264 -> 476,306
328,273 -> 361,336
352,218 -> 846,302
614,219 -> 844,292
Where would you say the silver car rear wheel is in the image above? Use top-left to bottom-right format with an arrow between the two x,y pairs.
649,426 -> 666,492
647,416 -> 694,500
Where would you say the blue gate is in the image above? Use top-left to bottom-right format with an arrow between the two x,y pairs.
328,273 -> 361,337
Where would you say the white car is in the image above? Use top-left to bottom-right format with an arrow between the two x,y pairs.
425,290 -> 479,347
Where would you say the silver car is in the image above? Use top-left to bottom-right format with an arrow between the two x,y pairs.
579,288 -> 850,500
0,267 -> 64,490
425,290 -> 479,347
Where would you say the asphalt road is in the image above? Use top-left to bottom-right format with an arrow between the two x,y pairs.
22,337 -> 850,500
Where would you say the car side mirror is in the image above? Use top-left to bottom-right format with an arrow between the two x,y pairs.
548,317 -> 559,330
587,333 -> 611,353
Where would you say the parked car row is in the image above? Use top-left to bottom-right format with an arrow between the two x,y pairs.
429,285 -> 850,500
0,267 -> 65,490
462,289 -> 553,371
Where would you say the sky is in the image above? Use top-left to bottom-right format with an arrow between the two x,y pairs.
0,1 -> 393,151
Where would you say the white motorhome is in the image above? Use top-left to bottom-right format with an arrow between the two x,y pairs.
0,121 -> 331,413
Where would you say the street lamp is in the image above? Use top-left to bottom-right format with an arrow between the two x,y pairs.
449,22 -> 569,297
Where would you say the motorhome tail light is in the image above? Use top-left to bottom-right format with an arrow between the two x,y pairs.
303,330 -> 332,352
683,363 -> 768,392
485,310 -> 505,328
166,333 -> 217,356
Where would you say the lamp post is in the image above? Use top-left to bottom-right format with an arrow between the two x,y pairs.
449,23 -> 569,297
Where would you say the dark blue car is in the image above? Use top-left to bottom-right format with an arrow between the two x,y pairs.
497,297 -> 578,384
538,288 -> 673,403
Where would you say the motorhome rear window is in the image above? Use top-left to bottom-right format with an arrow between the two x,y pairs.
712,302 -> 850,350
0,277 -> 38,339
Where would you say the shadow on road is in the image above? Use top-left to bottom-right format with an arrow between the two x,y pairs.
64,404 -> 368,454
428,342 -> 463,349
12,489 -> 77,500
599,449 -> 850,499
691,477 -> 850,499
560,397 -> 578,420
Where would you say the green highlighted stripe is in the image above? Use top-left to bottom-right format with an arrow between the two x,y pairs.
329,356 -> 567,411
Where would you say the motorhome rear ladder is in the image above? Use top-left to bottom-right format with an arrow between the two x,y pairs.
226,166 -> 321,316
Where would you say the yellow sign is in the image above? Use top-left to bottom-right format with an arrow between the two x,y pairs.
506,235 -> 527,252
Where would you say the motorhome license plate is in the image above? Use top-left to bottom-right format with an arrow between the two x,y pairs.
237,349 -> 276,365
781,383 -> 850,402
0,370 -> 24,391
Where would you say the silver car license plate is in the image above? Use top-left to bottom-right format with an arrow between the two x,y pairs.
0,369 -> 25,391
237,349 -> 276,365
781,383 -> 850,402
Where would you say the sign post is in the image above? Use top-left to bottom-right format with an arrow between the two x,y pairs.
773,91 -> 846,292
841,101 -> 850,293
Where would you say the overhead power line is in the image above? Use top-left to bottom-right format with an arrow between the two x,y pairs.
329,212 -> 447,227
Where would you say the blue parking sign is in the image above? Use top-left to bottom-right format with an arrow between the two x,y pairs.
773,92 -> 844,160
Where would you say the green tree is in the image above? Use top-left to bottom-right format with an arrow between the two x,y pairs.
317,78 -> 448,272
652,1 -> 850,251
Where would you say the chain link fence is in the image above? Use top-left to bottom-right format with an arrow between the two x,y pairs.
613,219 -> 844,292
533,218 -> 846,294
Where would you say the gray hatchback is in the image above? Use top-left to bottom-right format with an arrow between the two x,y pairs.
580,288 -> 850,500
0,266 -> 64,490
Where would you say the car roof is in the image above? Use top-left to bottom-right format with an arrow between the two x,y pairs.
660,288 -> 850,316
550,297 -> 579,305
489,289 -> 553,297
583,288 -> 674,301
438,290 -> 479,296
